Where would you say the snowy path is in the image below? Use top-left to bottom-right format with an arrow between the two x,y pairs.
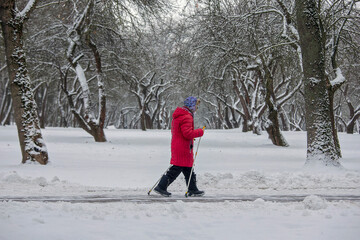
2,194 -> 360,203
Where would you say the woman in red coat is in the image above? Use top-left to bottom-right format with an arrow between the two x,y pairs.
154,96 -> 205,197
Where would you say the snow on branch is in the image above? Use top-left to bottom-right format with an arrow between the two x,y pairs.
247,8 -> 283,19
355,105 -> 360,114
347,110 -> 360,128
200,97 -> 216,108
36,1 -> 67,9
0,64 -> 7,73
331,68 -> 346,87
16,0 -> 37,19
71,109 -> 92,132
66,1 -> 93,59
72,54 -> 84,65
255,40 -> 298,58
278,78 -> 302,107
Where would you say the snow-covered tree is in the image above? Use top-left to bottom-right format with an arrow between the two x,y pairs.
184,0 -> 304,146
295,0 -> 341,166
0,0 -> 48,164
63,0 -> 107,142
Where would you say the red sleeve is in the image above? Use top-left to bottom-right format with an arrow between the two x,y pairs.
180,116 -> 204,140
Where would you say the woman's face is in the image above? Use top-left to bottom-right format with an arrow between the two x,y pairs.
195,99 -> 201,112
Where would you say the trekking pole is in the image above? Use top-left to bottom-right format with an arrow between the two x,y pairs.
185,126 -> 206,198
148,164 -> 172,195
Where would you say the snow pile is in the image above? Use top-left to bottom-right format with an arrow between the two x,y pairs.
303,195 -> 328,210
193,170 -> 360,194
1,172 -> 28,184
1,172 -> 53,187
253,198 -> 266,205
0,171 -> 90,197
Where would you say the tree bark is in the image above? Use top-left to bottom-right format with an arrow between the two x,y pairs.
0,96 -> 12,126
224,107 -> 233,129
0,79 -> 11,124
263,68 -> 289,147
0,0 -> 48,164
232,79 -> 251,132
39,85 -> 48,129
280,111 -> 289,131
296,0 -> 341,166
86,32 -> 107,141
327,85 -> 342,157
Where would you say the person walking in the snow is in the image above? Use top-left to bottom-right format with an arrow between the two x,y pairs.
154,96 -> 205,197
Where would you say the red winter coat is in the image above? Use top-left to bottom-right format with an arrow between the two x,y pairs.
170,107 -> 204,167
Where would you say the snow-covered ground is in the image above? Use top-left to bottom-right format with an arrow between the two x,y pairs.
1,126 -> 359,240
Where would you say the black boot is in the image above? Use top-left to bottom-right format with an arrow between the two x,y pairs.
154,175 -> 171,197
187,173 -> 205,197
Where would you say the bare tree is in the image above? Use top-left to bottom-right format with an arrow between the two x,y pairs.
186,0 -> 303,146
61,0 -> 107,142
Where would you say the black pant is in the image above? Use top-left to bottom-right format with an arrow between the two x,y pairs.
166,165 -> 194,185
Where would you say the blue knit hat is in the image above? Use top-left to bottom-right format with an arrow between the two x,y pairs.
184,96 -> 198,112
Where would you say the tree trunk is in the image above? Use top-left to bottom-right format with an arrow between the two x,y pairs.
232,78 -> 250,132
327,87 -> 341,157
252,118 -> 261,135
86,32 -> 107,141
145,112 -> 152,129
0,0 -> 48,164
242,119 -> 249,132
264,71 -> 289,147
91,124 -> 107,142
0,79 -> 9,120
347,121 -> 355,134
58,92 -> 68,127
224,107 -> 233,129
0,79 -> 12,125
140,108 -> 146,131
230,107 -> 239,128
140,108 -> 152,131
39,85 -> 48,129
342,84 -> 359,134
280,111 -> 289,131
0,96 -> 12,126
347,112 -> 360,134
296,0 -> 341,166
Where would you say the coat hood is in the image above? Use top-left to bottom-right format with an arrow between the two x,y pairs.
172,107 -> 193,120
